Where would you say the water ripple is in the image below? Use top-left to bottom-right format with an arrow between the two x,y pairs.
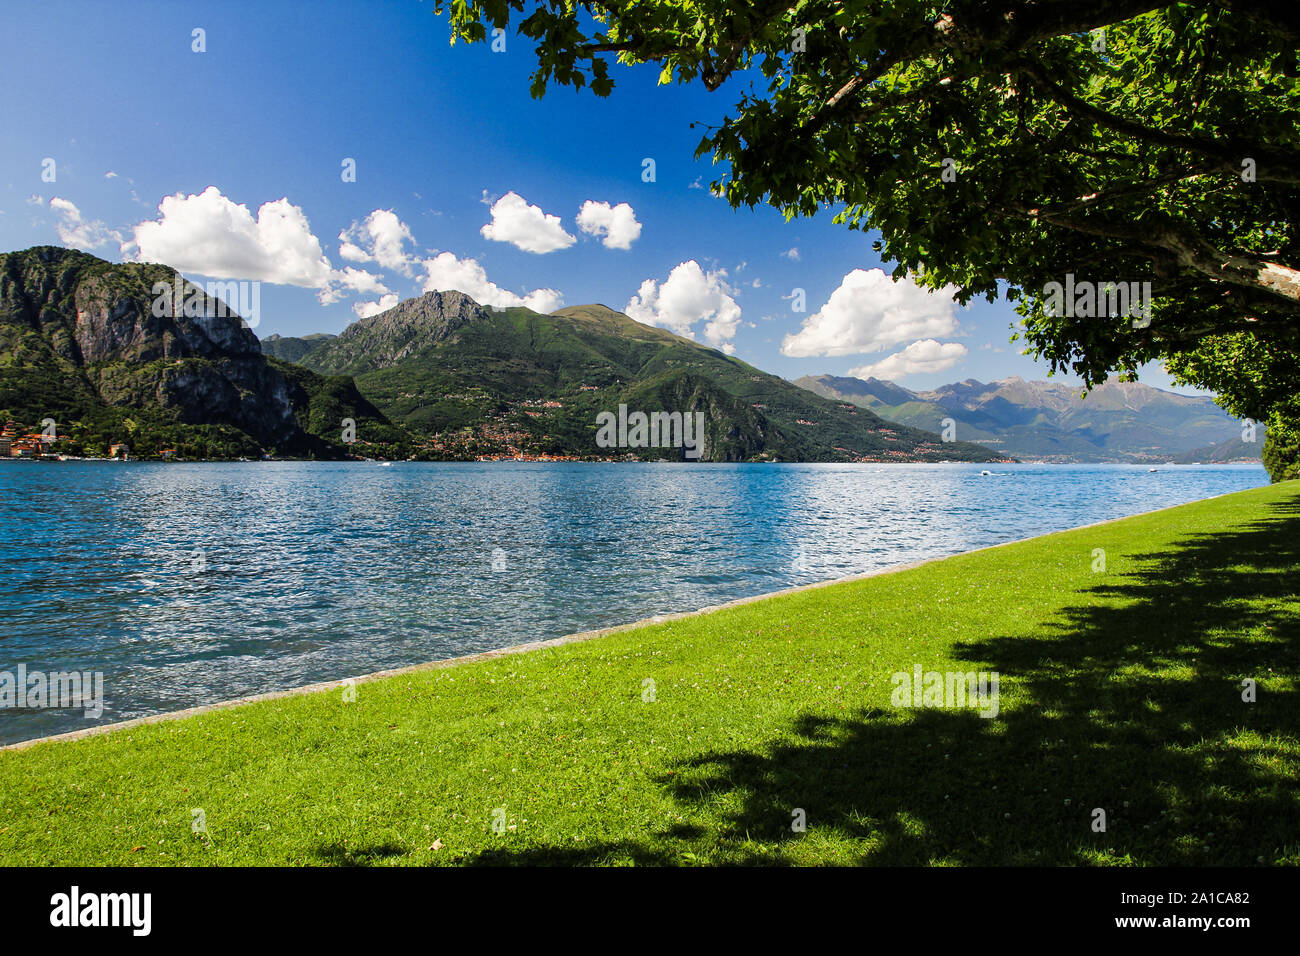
0,460 -> 1268,743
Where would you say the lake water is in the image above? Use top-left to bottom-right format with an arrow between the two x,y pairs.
0,461 -> 1268,744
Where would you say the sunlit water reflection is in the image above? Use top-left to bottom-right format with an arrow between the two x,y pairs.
0,460 -> 1268,742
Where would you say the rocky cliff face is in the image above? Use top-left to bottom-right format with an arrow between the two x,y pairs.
301,290 -> 491,374
0,246 -> 299,447
68,271 -> 263,364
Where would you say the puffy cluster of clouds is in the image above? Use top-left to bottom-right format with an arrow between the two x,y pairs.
115,187 -> 574,316
421,251 -> 563,314
339,209 -> 417,276
576,201 -> 642,250
125,187 -> 335,288
332,267 -> 391,298
38,181 -> 975,376
780,268 -> 968,380
329,208 -> 419,309
782,269 -> 960,357
625,260 -> 741,353
353,293 -> 400,319
45,183 -> 781,352
333,192 -> 643,315
771,271 -> 961,377
849,339 -> 968,379
480,192 -> 644,255
481,191 -> 575,254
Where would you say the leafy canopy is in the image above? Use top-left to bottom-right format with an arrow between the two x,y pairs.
432,1 -> 1300,407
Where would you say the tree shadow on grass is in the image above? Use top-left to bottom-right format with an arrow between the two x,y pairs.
315,842 -> 410,866
472,491 -> 1300,865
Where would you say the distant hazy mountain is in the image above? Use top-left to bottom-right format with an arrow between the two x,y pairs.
1172,432 -> 1266,464
795,373 -> 1257,463
281,292 -> 1004,463
260,332 -> 337,363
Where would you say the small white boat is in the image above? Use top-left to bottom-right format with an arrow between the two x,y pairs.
980,470 -> 991,476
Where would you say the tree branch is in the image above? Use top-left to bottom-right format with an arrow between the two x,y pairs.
1017,59 -> 1300,184
1004,202 -> 1300,310
1024,166 -> 1220,215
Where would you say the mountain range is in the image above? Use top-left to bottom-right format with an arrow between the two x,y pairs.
0,247 -> 1001,463
794,374 -> 1257,463
266,291 -> 1002,462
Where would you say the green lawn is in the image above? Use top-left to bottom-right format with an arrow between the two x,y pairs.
3,482 -> 1298,866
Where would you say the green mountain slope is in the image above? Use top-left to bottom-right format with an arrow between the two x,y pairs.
266,357 -> 414,458
796,373 -> 1255,463
291,294 -> 1004,463
261,333 -> 337,363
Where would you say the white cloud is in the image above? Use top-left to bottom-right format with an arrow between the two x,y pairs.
353,293 -> 400,319
104,171 -> 118,179
334,267 -> 390,296
782,268 -> 960,357
125,186 -> 333,288
338,239 -> 370,263
50,197 -> 121,250
849,340 -> 967,379
420,252 -> 563,314
25,194 -> 43,206
520,288 -> 564,314
335,207 -> 567,315
337,209 -> 417,275
575,200 -> 642,250
480,191 -> 575,254
625,260 -> 741,353
316,265 -> 392,306
781,247 -> 800,260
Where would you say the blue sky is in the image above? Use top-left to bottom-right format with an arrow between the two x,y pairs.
0,0 -> 1195,393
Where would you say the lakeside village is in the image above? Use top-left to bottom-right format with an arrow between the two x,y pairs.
0,414 -> 632,463
0,421 -> 139,463
0,393 -> 968,463
421,394 -> 956,463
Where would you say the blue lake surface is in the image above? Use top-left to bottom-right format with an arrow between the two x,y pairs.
0,460 -> 1269,743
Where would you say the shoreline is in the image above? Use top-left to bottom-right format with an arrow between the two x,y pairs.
0,484 -> 1258,754
0,458 -> 1264,466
